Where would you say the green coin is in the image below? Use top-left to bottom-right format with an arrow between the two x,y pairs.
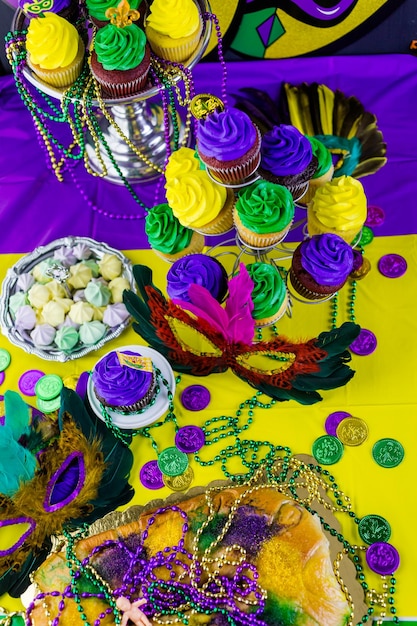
35,374 -> 63,401
36,395 -> 61,414
358,514 -> 391,545
312,435 -> 344,465
157,446 -> 189,477
372,438 -> 404,468
358,226 -> 374,246
0,348 -> 11,372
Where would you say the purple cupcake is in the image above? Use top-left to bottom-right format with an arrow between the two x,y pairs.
260,124 -> 317,200
167,254 -> 228,303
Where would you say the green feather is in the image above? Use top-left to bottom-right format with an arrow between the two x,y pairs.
4,390 -> 31,440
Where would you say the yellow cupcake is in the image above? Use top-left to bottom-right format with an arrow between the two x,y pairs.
145,0 -> 202,62
26,13 -> 85,88
165,170 -> 234,235
307,175 -> 367,244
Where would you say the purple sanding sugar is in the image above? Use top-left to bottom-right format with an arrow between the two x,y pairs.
93,536 -> 146,586
222,506 -> 276,558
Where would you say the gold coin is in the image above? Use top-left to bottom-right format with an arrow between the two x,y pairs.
63,375 -> 79,391
190,94 -> 224,120
351,256 -> 371,280
163,466 -> 194,492
336,417 -> 369,446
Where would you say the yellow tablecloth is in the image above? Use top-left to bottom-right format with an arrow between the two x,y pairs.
0,235 -> 416,618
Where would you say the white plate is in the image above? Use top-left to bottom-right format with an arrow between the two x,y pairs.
87,345 -> 176,429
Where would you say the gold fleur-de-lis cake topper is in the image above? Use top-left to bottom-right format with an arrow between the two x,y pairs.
190,94 -> 225,120
105,0 -> 140,27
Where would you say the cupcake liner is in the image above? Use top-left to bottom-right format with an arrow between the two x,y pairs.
288,268 -> 340,302
299,164 -> 334,205
252,292 -> 289,328
27,38 -> 85,88
145,19 -> 202,63
205,128 -> 262,186
151,231 -> 205,262
233,208 -> 293,249
195,189 -> 235,235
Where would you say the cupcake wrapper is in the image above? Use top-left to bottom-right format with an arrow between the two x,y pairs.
205,131 -> 262,185
146,20 -> 202,63
152,231 -> 205,262
252,292 -> 289,328
28,39 -> 85,89
288,269 -> 339,301
233,209 -> 293,249
93,70 -> 149,99
195,190 -> 235,235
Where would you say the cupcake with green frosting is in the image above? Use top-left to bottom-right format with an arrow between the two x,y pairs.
233,180 -> 295,249
145,203 -> 205,262
90,0 -> 150,99
301,136 -> 334,205
246,262 -> 288,327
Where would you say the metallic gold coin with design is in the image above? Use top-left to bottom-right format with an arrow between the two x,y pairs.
163,466 -> 194,492
336,417 -> 369,446
190,94 -> 225,119
351,256 -> 371,280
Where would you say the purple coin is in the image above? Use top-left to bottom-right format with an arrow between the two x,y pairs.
366,542 -> 400,575
175,425 -> 206,453
365,205 -> 385,227
349,329 -> 377,356
352,249 -> 363,272
18,369 -> 46,396
325,411 -> 351,436
0,371 -> 5,386
180,385 -> 211,411
139,460 -> 164,490
378,254 -> 407,278
75,371 -> 89,400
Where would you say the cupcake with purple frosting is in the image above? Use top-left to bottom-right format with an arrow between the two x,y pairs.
289,233 -> 354,301
196,107 -> 261,185
167,254 -> 228,304
260,124 -> 317,201
92,349 -> 156,412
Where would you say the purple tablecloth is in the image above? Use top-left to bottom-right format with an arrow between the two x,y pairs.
1,54 -> 417,253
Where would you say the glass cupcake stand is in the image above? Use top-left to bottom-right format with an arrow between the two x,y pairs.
11,0 -> 213,183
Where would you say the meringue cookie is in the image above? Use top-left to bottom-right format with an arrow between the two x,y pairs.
54,326 -> 79,351
67,264 -> 93,289
84,281 -> 111,307
68,301 -> 94,324
9,292 -> 28,317
16,273 -> 35,292
53,246 -> 77,267
28,283 -> 52,309
72,243 -> 92,261
108,276 -> 130,303
78,320 -> 107,345
98,254 -> 122,280
103,302 -> 130,327
31,323 -> 56,347
41,300 -> 67,327
15,304 -> 37,330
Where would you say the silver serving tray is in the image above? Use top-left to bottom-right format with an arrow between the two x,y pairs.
0,236 -> 135,362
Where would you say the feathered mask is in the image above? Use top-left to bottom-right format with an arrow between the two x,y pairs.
123,264 -> 360,405
0,388 -> 134,597
232,81 -> 387,178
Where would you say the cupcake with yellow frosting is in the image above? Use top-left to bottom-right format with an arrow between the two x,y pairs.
307,175 -> 367,244
165,170 -> 235,235
233,180 -> 295,249
164,146 -> 202,180
90,0 -> 151,99
25,13 -> 85,88
144,0 -> 202,62
145,203 -> 205,262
